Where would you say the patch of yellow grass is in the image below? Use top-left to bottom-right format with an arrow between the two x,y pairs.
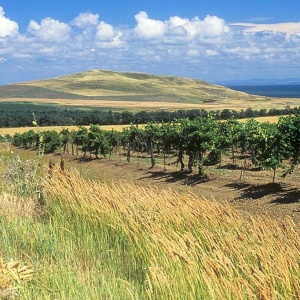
44,170 -> 300,299
0,124 -> 131,135
0,193 -> 37,218
239,115 -> 281,123
0,258 -> 33,299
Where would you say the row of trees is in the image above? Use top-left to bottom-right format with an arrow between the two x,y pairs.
1,105 -> 299,128
12,113 -> 299,182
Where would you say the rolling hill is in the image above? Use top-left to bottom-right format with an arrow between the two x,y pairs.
0,70 -> 298,110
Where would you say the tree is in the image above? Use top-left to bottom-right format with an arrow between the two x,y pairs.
250,122 -> 284,182
72,126 -> 89,158
59,128 -> 71,154
42,130 -> 61,154
87,125 -> 109,159
144,123 -> 161,168
185,116 -> 218,175
278,113 -> 300,176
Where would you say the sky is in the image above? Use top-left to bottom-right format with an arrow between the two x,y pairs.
0,0 -> 300,85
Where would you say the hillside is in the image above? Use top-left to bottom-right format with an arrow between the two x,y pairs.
0,70 -> 298,110
0,69 -> 261,102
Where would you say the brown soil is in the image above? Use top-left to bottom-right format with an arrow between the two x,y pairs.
54,153 -> 300,229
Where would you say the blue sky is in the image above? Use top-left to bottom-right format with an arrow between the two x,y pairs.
0,0 -> 300,84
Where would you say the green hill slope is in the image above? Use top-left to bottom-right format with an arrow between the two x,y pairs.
0,69 -> 263,104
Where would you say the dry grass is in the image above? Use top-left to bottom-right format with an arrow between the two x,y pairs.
0,193 -> 37,219
239,115 -> 281,123
1,69 -> 299,111
1,97 -> 299,112
1,144 -> 299,299
0,258 -> 34,299
43,169 -> 300,299
0,124 -> 130,135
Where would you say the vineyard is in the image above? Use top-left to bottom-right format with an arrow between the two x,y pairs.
1,113 -> 300,299
11,112 -> 300,183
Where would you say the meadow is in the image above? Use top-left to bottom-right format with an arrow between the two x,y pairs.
0,144 -> 300,299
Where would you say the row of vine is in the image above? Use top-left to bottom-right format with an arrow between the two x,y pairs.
11,113 -> 300,182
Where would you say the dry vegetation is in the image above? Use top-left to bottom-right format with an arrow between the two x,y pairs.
0,124 -> 130,136
0,142 -> 300,299
1,69 -> 299,111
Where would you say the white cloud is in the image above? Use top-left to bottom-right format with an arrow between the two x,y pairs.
72,12 -> 99,27
134,12 -> 229,42
290,33 -> 300,44
206,49 -> 218,56
186,49 -> 200,57
12,53 -> 32,59
0,6 -> 18,37
1,8 -> 300,84
231,22 -> 300,39
96,21 -> 116,41
27,17 -> 71,42
134,11 -> 166,39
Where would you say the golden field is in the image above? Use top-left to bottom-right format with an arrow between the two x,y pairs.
0,116 -> 281,136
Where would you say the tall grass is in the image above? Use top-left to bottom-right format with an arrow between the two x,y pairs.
0,152 -> 300,299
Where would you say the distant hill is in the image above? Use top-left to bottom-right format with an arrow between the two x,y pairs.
0,69 -> 264,104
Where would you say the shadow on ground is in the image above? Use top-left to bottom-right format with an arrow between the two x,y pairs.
272,190 -> 300,204
226,182 -> 300,203
139,170 -> 211,186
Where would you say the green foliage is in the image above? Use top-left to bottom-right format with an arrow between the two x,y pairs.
10,112 -> 300,180
278,113 -> 300,176
41,130 -> 61,154
0,101 -> 299,128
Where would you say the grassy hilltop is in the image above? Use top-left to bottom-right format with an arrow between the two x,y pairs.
1,69 -> 299,110
0,70 -> 255,102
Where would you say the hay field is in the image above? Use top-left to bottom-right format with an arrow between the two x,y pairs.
0,124 -> 131,135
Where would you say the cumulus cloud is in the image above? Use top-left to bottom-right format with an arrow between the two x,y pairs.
0,6 -> 18,37
72,12 -> 99,27
134,12 -> 229,41
27,17 -> 71,42
1,7 -> 300,84
134,11 -> 166,39
96,21 -> 116,41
